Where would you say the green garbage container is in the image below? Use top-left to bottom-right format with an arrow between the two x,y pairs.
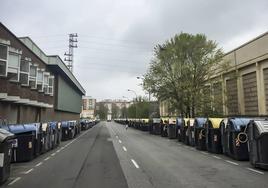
0,129 -> 14,184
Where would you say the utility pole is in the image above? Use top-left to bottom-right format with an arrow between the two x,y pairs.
64,33 -> 78,73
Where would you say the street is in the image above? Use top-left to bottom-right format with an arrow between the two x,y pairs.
3,121 -> 268,188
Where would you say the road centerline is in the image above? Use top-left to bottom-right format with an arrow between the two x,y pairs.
8,177 -> 21,186
131,159 -> 140,169
123,146 -> 127,152
246,168 -> 264,175
225,160 -> 239,166
35,162 -> 43,167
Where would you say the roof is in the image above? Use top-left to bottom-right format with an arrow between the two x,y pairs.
19,36 -> 85,95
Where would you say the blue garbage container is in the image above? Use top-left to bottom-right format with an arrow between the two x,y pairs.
194,117 -> 207,150
61,121 -> 75,141
40,123 -> 52,154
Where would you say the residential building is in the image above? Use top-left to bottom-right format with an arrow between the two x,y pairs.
81,96 -> 96,119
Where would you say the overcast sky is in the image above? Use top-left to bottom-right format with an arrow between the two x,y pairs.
1,0 -> 268,101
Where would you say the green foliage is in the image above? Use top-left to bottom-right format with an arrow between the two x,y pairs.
95,103 -> 108,120
127,98 -> 150,118
143,32 -> 224,117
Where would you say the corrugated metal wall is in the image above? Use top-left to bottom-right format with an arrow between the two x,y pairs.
242,72 -> 258,115
263,68 -> 268,113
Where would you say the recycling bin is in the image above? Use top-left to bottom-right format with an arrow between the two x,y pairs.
181,118 -> 189,145
160,117 -> 169,137
150,118 -> 161,135
187,119 -> 195,146
206,118 -> 223,154
194,118 -> 207,150
80,119 -> 89,131
49,122 -> 58,149
7,124 -> 36,162
56,122 -> 62,146
247,119 -> 268,169
176,118 -> 183,142
0,128 -> 14,184
41,123 -> 52,153
141,119 -> 149,131
61,121 -> 75,141
167,118 -> 177,139
220,118 -> 228,155
33,123 -> 43,156
226,117 -> 251,160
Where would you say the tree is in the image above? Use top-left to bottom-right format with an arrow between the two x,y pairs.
95,103 -> 108,120
127,97 -> 150,118
143,33 -> 224,117
112,103 -> 120,119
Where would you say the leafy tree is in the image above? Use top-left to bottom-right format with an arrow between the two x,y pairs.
143,33 -> 224,117
95,103 -> 108,120
112,103 -> 120,118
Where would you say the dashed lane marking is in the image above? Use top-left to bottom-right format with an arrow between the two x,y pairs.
119,139 -> 122,144
56,149 -> 61,153
8,177 -> 21,186
131,159 -> 140,169
201,151 -> 208,155
225,160 -> 239,166
22,168 -> 33,174
123,146 -> 127,152
35,162 -> 43,167
51,153 -> 56,156
116,136 -> 119,139
44,157 -> 50,161
213,155 -> 222,159
246,168 -> 264,175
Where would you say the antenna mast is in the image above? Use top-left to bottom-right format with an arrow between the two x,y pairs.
64,33 -> 78,72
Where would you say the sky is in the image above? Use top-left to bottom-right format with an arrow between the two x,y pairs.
1,0 -> 268,101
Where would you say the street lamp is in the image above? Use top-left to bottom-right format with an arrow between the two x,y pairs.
127,89 -> 138,119
136,76 -> 151,101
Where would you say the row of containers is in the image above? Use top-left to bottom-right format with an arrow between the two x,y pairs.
114,117 -> 268,170
0,118 -> 99,184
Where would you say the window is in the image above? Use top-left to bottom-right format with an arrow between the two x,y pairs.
48,76 -> 54,96
29,64 -> 37,89
8,51 -> 21,82
43,73 -> 49,94
0,44 -> 8,76
20,59 -> 30,86
37,69 -> 44,91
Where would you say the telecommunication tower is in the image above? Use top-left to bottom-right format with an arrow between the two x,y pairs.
64,33 -> 78,72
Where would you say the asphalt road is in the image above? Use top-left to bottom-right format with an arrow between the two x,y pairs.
3,121 -> 268,188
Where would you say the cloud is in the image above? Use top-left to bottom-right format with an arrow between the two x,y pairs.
1,0 -> 268,100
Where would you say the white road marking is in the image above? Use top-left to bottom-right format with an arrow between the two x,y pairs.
116,136 -> 119,139
189,147 -> 195,150
8,177 -> 21,186
61,146 -> 65,150
201,151 -> 208,155
35,162 -> 43,167
56,149 -> 61,153
44,157 -> 50,161
246,168 -> 264,175
23,168 -> 33,174
119,139 -> 122,144
131,159 -> 140,169
225,160 -> 239,166
51,153 -> 56,156
213,155 -> 222,159
123,146 -> 127,152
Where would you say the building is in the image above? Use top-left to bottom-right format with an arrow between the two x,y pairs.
160,31 -> 268,117
0,23 -> 85,124
81,96 -> 96,119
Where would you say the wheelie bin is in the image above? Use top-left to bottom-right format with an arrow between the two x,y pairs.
167,117 -> 177,139
80,119 -> 89,131
220,118 -> 228,155
226,117 -> 251,160
56,122 -> 62,146
206,118 -> 223,154
7,124 -> 36,162
176,118 -> 183,142
49,122 -> 58,149
187,118 -> 195,146
160,117 -> 169,137
247,119 -> 268,169
0,128 -> 14,184
194,117 -> 207,150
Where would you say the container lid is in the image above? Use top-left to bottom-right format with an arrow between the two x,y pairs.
8,124 -> 36,134
208,118 -> 223,129
252,120 -> 268,134
0,128 -> 14,142
229,118 -> 251,131
169,118 -> 176,124
176,118 -> 182,126
194,118 -> 207,128
153,118 -> 161,123
142,119 -> 149,123
61,121 -> 69,127
49,122 -> 57,130
42,123 -> 48,131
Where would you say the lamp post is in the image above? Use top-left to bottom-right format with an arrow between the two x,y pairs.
127,89 -> 138,119
137,76 -> 151,101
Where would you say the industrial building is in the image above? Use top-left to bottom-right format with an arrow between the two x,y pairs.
0,23 -> 85,124
160,31 -> 268,117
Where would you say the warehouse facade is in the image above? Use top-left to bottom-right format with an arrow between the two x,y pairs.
160,31 -> 268,117
0,23 -> 85,124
